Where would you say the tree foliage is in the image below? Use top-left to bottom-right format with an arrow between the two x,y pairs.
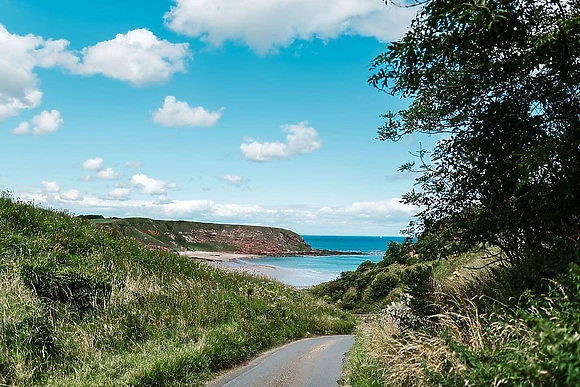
372,0 -> 580,263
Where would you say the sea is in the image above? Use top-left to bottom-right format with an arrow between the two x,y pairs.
237,235 -> 406,288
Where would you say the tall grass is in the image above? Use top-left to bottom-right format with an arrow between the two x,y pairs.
342,248 -> 580,386
0,193 -> 354,386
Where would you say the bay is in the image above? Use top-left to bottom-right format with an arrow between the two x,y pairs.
239,235 -> 405,287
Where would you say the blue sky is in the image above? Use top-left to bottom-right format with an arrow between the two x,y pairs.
0,0 -> 427,236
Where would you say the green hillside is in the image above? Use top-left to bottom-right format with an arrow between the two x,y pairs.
0,193 -> 354,386
86,216 -> 313,254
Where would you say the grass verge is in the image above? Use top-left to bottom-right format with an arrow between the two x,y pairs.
336,244 -> 580,386
0,193 -> 354,386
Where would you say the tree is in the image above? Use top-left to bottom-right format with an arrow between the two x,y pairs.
371,0 -> 580,263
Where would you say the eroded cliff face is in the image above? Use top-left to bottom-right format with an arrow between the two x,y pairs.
179,226 -> 311,255
92,217 -> 313,255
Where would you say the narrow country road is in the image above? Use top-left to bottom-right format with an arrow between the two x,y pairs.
207,335 -> 355,387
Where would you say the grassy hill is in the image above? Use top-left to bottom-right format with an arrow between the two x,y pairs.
0,193 -> 354,386
84,216 -> 313,255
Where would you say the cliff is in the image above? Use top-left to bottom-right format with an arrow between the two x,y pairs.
88,217 -> 314,255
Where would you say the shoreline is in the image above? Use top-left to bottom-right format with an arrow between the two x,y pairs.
180,250 -> 320,288
179,249 -> 376,289
179,250 -> 261,262
179,249 -> 367,262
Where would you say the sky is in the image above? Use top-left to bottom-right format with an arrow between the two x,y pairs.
0,0 -> 429,236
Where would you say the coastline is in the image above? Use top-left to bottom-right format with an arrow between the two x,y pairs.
180,250 -> 315,288
179,248 -> 378,288
179,249 -> 367,261
179,250 -> 261,262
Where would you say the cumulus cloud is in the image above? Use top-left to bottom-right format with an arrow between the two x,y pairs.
32,109 -> 63,135
0,25 -> 77,120
130,174 -> 176,195
219,174 -> 247,187
12,121 -> 30,135
164,0 -> 416,53
152,96 -> 224,127
82,157 -> 104,171
240,121 -> 322,161
60,189 -> 83,201
15,186 -> 417,235
0,25 -> 190,120
11,110 -> 64,136
76,29 -> 191,86
125,161 -> 143,168
96,167 -> 121,180
107,187 -> 131,200
41,181 -> 60,193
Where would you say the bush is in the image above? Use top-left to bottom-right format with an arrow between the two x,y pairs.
366,272 -> 400,301
400,263 -> 437,318
19,255 -> 113,310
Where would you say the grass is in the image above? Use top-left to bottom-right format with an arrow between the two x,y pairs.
338,245 -> 580,386
0,193 -> 355,386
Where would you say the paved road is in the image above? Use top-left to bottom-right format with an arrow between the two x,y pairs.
207,335 -> 354,387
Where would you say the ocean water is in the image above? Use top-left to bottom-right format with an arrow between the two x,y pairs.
239,235 -> 406,287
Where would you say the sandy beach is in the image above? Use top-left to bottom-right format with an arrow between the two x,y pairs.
179,250 -> 260,262
180,250 -> 284,282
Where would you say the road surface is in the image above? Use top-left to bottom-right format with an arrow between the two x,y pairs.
207,335 -> 354,387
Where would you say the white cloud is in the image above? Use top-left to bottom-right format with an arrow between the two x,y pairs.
79,175 -> 93,182
31,109 -> 63,135
96,168 -> 121,180
12,121 -> 30,135
152,96 -> 224,127
76,29 -> 191,86
240,121 -> 322,161
131,174 -> 173,195
82,157 -> 104,171
41,181 -> 60,193
60,189 -> 83,201
219,174 -> 246,187
107,187 -> 131,200
16,186 -> 417,235
164,0 -> 416,54
0,26 -> 191,121
0,25 -> 77,120
125,161 -> 143,168
11,110 -> 63,136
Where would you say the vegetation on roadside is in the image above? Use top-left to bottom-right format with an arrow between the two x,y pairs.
335,0 -> 580,385
310,240 -> 434,314
0,193 -> 354,386
340,249 -> 580,386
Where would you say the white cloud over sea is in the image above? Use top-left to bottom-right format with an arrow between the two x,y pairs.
19,186 -> 416,235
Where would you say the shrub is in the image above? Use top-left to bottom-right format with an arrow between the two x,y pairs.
366,272 -> 400,302
400,263 -> 437,318
19,255 -> 113,310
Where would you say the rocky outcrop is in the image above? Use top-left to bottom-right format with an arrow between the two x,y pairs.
178,225 -> 312,255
